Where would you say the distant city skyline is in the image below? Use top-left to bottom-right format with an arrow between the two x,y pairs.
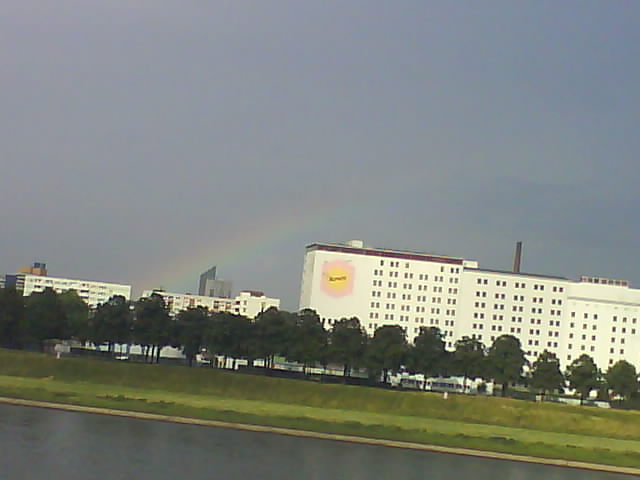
3,236 -> 637,315
2,1 -> 639,310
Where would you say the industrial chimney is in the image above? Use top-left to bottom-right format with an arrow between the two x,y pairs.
513,241 -> 523,273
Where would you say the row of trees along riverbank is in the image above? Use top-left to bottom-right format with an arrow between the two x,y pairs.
0,286 -> 639,405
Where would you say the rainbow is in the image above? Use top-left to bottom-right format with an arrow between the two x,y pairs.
137,196 -> 360,294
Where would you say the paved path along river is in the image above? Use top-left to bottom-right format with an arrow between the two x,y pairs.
0,403 -> 632,479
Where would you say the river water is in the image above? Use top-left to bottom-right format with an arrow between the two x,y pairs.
0,403 -> 630,479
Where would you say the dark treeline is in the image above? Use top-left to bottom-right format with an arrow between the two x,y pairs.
1,286 -> 638,403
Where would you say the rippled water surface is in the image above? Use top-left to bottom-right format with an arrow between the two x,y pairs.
0,403 -> 630,479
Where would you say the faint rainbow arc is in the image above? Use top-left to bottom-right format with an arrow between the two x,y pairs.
138,198 -> 356,293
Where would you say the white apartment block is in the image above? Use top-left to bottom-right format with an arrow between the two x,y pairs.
141,289 -> 280,319
299,241 -> 640,371
15,273 -> 131,308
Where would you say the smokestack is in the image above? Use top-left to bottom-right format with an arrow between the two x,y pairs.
513,241 -> 522,273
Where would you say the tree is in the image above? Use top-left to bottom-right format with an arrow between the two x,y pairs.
606,360 -> 638,402
0,287 -> 26,348
366,325 -> 408,383
88,295 -> 132,354
327,317 -> 368,378
133,294 -> 171,363
566,354 -> 600,404
530,350 -> 564,396
453,336 -> 486,385
58,290 -> 89,342
25,288 -> 70,349
251,307 -> 295,369
107,296 -> 133,348
206,312 -> 254,369
223,314 -> 254,369
408,327 -> 448,378
486,335 -> 526,396
175,307 -> 209,366
288,309 -> 328,374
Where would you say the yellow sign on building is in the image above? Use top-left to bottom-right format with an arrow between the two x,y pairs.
321,260 -> 354,297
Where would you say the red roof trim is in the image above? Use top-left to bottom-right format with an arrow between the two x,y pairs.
306,244 -> 464,265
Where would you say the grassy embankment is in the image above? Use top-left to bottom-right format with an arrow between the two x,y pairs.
2,348 -> 640,470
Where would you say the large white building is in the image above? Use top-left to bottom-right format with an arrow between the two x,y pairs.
8,273 -> 131,308
299,240 -> 640,371
141,289 -> 280,319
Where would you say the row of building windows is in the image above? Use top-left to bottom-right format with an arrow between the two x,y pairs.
569,323 -> 597,330
373,292 -> 457,305
473,279 -> 565,292
378,260 -> 460,274
611,326 -> 636,334
375,281 -> 461,291
568,313 -> 639,324
367,315 -> 453,327
472,292 -> 566,306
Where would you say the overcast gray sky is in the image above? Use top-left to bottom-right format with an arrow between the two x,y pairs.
2,1 -> 639,310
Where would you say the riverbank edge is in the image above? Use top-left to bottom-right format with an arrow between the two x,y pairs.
2,396 -> 638,477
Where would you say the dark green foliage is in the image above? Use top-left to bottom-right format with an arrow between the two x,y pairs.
287,309 -> 328,373
25,288 -> 70,349
327,317 -> 367,377
453,336 -> 486,382
0,287 -> 26,348
133,294 -> 171,363
606,360 -> 638,401
251,307 -> 295,368
408,327 -> 448,377
566,354 -> 601,403
174,307 -> 209,366
205,311 -> 254,368
366,325 -> 408,382
486,335 -> 526,396
530,350 -> 564,395
88,295 -> 131,352
58,290 -> 89,342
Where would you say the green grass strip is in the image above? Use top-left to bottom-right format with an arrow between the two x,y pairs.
2,349 -> 640,470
